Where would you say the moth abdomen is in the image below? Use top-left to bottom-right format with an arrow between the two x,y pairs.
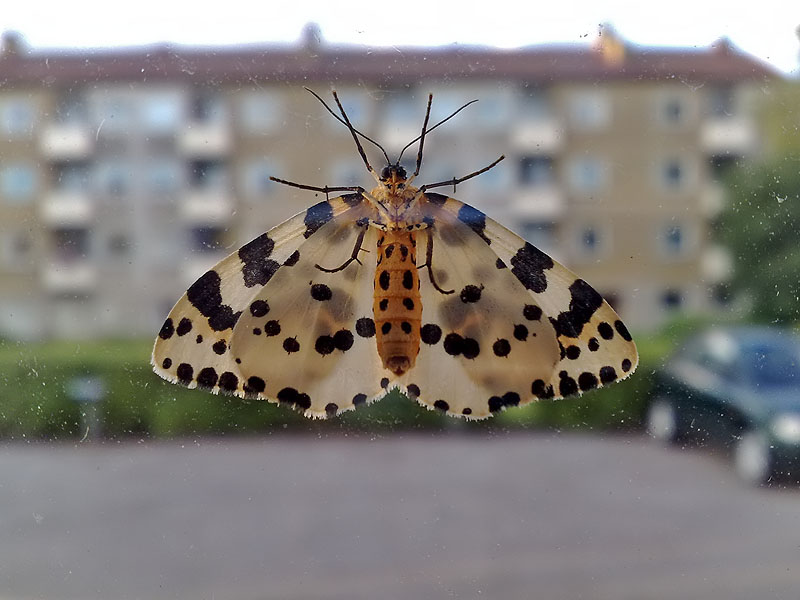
373,231 -> 422,375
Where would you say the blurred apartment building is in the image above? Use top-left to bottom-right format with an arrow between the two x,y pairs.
0,26 -> 775,339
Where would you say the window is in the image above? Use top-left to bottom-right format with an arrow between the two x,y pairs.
661,288 -> 683,310
190,92 -> 226,123
709,85 -> 734,117
91,93 -> 134,135
189,160 -> 228,190
330,158 -> 367,187
108,233 -> 130,256
518,221 -> 555,252
327,94 -> 367,131
0,163 -> 37,203
385,94 -> 420,125
95,161 -> 131,198
567,156 -> 608,193
519,156 -> 554,186
470,94 -> 510,128
147,159 -> 182,196
0,98 -> 37,137
664,226 -> 683,254
190,226 -> 224,252
662,159 -> 685,189
54,162 -> 90,192
657,93 -> 691,127
52,227 -> 90,261
658,222 -> 694,258
242,158 -> 280,199
1,231 -> 33,268
581,226 -> 600,252
520,86 -> 552,120
709,155 -> 738,181
568,90 -> 610,130
141,92 -> 182,134
238,91 -> 283,134
55,92 -> 88,124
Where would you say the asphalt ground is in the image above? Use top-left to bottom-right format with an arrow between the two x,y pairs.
1,433 -> 799,600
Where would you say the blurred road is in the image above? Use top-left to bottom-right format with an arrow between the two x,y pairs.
1,433 -> 799,600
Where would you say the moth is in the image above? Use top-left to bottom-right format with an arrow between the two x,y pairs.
152,89 -> 638,419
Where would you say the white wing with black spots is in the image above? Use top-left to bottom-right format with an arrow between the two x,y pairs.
152,194 -> 394,417
399,193 -> 638,418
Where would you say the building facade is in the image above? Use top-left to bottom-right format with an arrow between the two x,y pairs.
0,26 -> 775,339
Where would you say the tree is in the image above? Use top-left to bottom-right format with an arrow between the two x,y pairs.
718,155 -> 800,324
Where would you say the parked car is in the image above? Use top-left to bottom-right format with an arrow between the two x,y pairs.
647,326 -> 800,485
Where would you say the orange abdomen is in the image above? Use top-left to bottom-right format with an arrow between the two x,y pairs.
374,231 -> 421,375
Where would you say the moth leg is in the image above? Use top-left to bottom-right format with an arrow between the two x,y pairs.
417,229 -> 454,295
315,223 -> 368,273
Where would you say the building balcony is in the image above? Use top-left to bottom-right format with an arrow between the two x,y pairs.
40,191 -> 93,226
41,261 -> 96,294
700,116 -> 757,156
508,185 -> 565,220
699,181 -> 726,218
39,123 -> 93,160
179,123 -> 232,157
510,118 -> 563,153
701,245 -> 733,283
180,190 -> 233,224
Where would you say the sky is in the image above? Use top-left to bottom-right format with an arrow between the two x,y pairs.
3,1 -> 799,75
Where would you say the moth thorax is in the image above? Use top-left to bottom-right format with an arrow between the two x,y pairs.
373,231 -> 422,376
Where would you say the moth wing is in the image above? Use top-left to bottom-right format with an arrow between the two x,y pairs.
396,193 -> 638,419
230,222 -> 391,417
152,194 -> 391,417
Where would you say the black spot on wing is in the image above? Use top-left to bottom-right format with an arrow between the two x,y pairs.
424,192 -> 448,206
615,320 -> 633,342
342,193 -> 363,207
283,250 -> 300,267
238,233 -> 280,288
244,376 -> 266,395
334,329 -> 354,351
509,243 -> 554,294
219,372 -> 239,392
303,201 -> 334,238
277,387 -> 311,410
187,270 -> 242,331
433,400 -> 449,412
420,323 -> 442,345
356,317 -> 376,338
159,318 -> 174,340
599,366 -> 618,384
176,317 -> 192,336
457,203 -> 491,245
176,363 -> 193,384
488,392 -> 520,413
196,367 -> 218,389
558,371 -> 578,397
552,279 -> 604,338
264,320 -> 281,336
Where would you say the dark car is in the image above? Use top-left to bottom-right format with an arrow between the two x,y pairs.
647,326 -> 800,485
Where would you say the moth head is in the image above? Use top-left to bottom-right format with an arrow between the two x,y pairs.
380,164 -> 408,191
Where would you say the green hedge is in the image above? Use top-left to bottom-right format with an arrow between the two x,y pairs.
0,322 -> 686,439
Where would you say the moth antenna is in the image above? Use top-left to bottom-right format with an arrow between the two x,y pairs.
304,88 -> 391,174
419,155 -> 505,193
397,99 -> 479,166
412,94 -> 433,178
